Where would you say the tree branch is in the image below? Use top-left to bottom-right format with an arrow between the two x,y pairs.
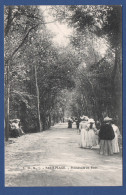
5,6 -> 13,36
11,24 -> 39,59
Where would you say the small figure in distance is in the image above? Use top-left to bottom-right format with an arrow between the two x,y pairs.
68,117 -> 73,128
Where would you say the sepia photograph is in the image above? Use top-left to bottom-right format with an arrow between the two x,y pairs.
4,5 -> 123,187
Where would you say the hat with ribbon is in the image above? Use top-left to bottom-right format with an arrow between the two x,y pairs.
88,118 -> 95,123
104,116 -> 112,122
80,115 -> 89,121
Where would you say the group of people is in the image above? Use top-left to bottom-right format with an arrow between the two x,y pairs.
78,115 -> 121,156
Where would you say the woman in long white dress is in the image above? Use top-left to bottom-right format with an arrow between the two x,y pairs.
87,119 -> 98,148
112,123 -> 121,153
79,116 -> 89,148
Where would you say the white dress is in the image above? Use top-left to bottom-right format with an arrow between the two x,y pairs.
79,121 -> 89,148
112,124 -> 120,153
87,124 -> 98,147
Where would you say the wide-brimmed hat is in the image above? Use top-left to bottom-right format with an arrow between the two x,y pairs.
84,116 -> 89,121
80,115 -> 85,119
80,115 -> 89,121
104,116 -> 112,122
88,118 -> 95,123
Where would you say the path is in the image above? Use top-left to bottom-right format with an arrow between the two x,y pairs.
5,123 -> 122,186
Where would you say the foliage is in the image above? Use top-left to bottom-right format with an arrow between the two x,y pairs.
4,5 -> 122,139
51,5 -> 122,129
4,5 -> 79,134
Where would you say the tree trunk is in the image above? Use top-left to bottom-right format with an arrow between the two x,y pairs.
110,47 -> 120,112
5,6 -> 13,37
111,47 -> 119,84
49,113 -> 51,127
34,64 -> 42,132
82,95 -> 88,115
4,60 -> 10,141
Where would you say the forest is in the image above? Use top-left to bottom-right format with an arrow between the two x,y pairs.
4,5 -> 122,140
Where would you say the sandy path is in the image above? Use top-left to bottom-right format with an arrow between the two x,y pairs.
5,123 -> 122,186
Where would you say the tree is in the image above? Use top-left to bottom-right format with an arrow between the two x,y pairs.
65,5 -> 121,124
4,6 -> 44,140
51,5 -> 122,126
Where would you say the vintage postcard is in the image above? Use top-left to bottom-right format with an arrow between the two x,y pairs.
1,0 -> 126,195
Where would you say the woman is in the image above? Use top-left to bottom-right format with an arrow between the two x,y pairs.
95,121 -> 101,145
99,117 -> 115,155
76,118 -> 81,129
112,123 -> 121,153
87,119 -> 98,149
68,118 -> 73,128
79,116 -> 89,148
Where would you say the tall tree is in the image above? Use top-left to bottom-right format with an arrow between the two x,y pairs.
4,6 -> 44,140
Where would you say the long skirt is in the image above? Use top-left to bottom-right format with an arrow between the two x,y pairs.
88,130 -> 97,147
80,129 -> 89,148
68,122 -> 72,128
112,133 -> 120,153
99,140 -> 113,155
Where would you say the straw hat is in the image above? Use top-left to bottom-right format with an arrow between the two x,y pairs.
104,116 -> 112,122
81,115 -> 89,121
88,118 -> 95,123
80,115 -> 89,121
80,116 -> 84,120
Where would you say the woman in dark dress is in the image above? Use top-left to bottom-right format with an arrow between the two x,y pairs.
76,118 -> 81,129
68,118 -> 73,128
99,117 -> 115,155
